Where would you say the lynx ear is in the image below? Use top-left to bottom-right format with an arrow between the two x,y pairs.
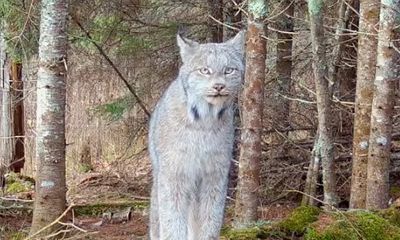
225,30 -> 245,55
177,34 -> 199,62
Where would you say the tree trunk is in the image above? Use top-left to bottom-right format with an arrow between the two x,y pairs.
234,0 -> 267,227
10,61 -> 24,173
302,133 -> 320,206
350,0 -> 380,209
0,31 -> 14,176
21,55 -> 38,178
365,0 -> 399,210
208,0 -> 223,42
308,0 -> 338,207
328,0 -> 352,95
303,0 -> 352,206
30,0 -> 68,236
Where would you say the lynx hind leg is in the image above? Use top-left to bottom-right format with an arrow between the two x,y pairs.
150,178 -> 159,240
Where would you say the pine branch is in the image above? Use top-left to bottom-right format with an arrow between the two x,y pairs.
71,15 -> 151,118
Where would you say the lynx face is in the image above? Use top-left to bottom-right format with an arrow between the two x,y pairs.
177,32 -> 245,109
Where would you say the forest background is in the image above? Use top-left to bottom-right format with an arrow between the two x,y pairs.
0,0 -> 399,239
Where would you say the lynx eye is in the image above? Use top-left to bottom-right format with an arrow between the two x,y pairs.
198,67 -> 211,75
224,67 -> 236,75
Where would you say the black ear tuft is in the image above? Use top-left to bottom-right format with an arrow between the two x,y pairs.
225,30 -> 246,54
178,25 -> 188,36
177,31 -> 199,62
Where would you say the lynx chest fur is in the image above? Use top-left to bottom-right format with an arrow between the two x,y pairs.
149,31 -> 245,240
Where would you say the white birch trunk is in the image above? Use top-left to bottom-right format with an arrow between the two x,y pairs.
0,31 -> 14,174
30,0 -> 68,236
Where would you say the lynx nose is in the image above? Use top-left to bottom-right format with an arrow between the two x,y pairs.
213,83 -> 226,92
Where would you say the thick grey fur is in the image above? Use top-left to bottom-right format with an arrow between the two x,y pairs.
149,31 -> 245,240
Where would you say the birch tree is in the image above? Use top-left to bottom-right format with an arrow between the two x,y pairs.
308,0 -> 338,206
366,0 -> 400,210
30,0 -> 68,236
234,0 -> 267,227
350,0 -> 380,209
0,30 -> 13,177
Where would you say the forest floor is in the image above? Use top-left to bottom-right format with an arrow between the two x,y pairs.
0,203 -> 296,240
3,171 -> 400,240
0,171 -> 297,240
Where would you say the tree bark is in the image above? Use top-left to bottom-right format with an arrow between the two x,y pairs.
366,0 -> 399,210
328,0 -> 352,95
10,61 -> 24,173
350,0 -> 380,209
234,0 -> 267,227
0,31 -> 14,176
308,0 -> 338,207
30,0 -> 68,236
302,133 -> 320,206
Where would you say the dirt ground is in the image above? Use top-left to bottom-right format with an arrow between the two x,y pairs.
74,212 -> 149,240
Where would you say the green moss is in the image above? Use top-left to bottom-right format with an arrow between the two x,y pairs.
306,218 -> 358,240
6,181 -> 30,193
77,163 -> 93,173
380,208 -> 400,227
222,222 -> 287,240
390,186 -> 400,199
223,227 -> 262,240
278,206 -> 321,234
306,211 -> 400,240
354,212 -> 400,239
306,225 -> 357,240
10,232 -> 27,240
73,201 -> 149,216
223,226 -> 271,240
5,172 -> 19,184
6,172 -> 35,185
91,97 -> 132,121
5,173 -> 34,193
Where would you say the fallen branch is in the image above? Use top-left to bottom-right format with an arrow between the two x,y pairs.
0,196 -> 34,203
25,204 -> 75,240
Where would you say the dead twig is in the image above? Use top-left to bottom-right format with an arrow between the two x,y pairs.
25,204 -> 75,240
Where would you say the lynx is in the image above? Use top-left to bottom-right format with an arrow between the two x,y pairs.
149,31 -> 245,240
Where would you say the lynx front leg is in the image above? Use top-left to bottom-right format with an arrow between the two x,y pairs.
197,172 -> 229,240
150,177 -> 159,240
158,174 -> 190,240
